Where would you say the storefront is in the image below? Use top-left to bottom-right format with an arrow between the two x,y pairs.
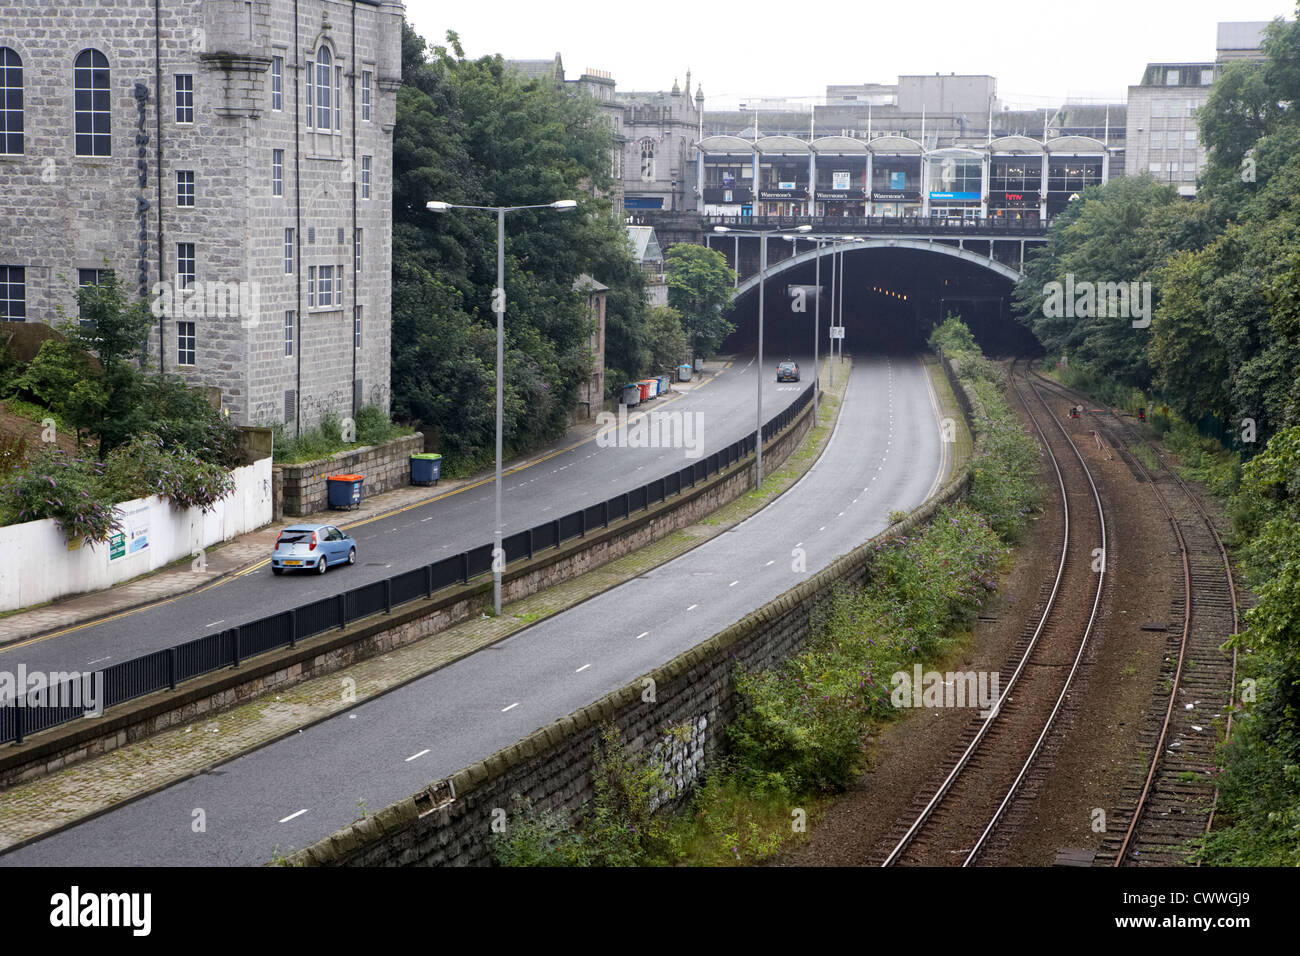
868,137 -> 924,217
811,136 -> 868,217
1044,136 -> 1108,217
697,135 -> 757,217
987,192 -> 1041,221
755,136 -> 812,217
926,148 -> 984,219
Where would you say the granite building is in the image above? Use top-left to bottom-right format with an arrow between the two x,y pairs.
0,0 -> 402,432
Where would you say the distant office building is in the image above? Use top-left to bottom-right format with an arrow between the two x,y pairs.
1126,62 -> 1216,196
1124,20 -> 1279,197
0,0 -> 404,431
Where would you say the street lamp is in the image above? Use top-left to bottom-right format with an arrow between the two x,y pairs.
426,198 -> 577,615
714,222 -> 811,488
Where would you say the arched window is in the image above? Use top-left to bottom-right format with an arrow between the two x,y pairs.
315,46 -> 332,130
74,49 -> 110,156
640,138 -> 655,181
0,48 -> 22,155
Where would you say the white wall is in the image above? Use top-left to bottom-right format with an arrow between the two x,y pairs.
0,458 -> 273,613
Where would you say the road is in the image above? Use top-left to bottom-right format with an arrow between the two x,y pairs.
1,353 -> 811,675
1,353 -> 948,865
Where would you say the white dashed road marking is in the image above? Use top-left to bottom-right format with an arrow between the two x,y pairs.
279,809 -> 310,823
405,749 -> 430,763
502,702 -> 520,712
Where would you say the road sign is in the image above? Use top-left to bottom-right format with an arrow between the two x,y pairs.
830,326 -> 845,339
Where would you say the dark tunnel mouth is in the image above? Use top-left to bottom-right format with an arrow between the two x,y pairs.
718,246 -> 1043,358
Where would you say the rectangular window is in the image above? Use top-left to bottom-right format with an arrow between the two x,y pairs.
177,169 -> 195,206
177,320 -> 196,366
272,148 -> 284,197
177,242 -> 195,290
305,56 -> 314,128
307,226 -> 315,245
284,228 -> 294,274
355,228 -> 362,273
337,262 -> 344,302
1147,162 -> 1162,174
319,265 -> 334,307
354,304 -> 362,349
77,268 -> 112,328
361,155 -> 371,199
175,74 -> 194,123
336,227 -> 344,245
1149,131 -> 1163,148
334,65 -> 341,132
1201,68 -> 1214,86
307,265 -> 316,307
1165,69 -> 1180,86
0,265 -> 23,320
1150,100 -> 1165,118
1,48 -> 23,155
361,70 -> 371,121
1184,130 -> 1198,144
284,310 -> 294,356
271,56 -> 283,111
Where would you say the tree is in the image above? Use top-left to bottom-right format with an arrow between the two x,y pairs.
644,305 -> 687,374
390,25 -> 648,470
665,243 -> 736,362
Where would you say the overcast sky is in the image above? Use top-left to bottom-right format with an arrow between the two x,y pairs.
403,0 -> 1295,110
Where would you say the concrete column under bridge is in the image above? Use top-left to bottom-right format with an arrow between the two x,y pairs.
718,239 -> 1043,357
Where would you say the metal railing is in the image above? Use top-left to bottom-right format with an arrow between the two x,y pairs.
0,384 -> 814,745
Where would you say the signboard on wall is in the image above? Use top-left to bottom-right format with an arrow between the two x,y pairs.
832,171 -> 850,190
110,503 -> 150,562
929,191 -> 981,202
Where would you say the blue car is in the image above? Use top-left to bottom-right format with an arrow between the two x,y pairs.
271,524 -> 356,575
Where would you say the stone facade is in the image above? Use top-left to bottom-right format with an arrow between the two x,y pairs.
618,73 -> 703,214
273,431 -> 423,517
0,0 -> 402,431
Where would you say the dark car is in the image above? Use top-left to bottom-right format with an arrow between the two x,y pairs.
777,361 -> 800,382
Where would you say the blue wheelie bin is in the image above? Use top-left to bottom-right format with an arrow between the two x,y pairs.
410,453 -> 442,486
327,473 -> 364,510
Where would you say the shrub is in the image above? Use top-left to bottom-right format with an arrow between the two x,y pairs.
491,798 -> 584,867
0,446 -> 119,542
103,434 -> 235,512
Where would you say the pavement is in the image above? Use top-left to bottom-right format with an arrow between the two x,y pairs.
0,362 -> 731,648
0,354 -> 956,865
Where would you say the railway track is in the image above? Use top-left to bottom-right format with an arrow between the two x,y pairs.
876,361 -> 1107,866
1028,368 -> 1239,867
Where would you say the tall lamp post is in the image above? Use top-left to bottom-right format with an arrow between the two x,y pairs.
426,198 -> 577,615
714,223 -> 811,488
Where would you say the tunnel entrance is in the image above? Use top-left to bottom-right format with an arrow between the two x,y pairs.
719,246 -> 1042,358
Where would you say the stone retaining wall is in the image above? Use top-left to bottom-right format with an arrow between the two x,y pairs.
275,434 -> 426,518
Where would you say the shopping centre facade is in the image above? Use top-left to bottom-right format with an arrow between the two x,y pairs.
696,133 -> 1112,222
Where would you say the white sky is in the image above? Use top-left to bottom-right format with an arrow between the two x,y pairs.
402,0 -> 1295,110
